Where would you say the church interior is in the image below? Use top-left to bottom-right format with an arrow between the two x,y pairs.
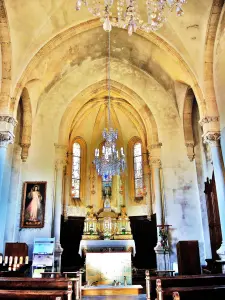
0,0 -> 225,299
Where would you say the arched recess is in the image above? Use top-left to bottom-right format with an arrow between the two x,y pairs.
11,20 -> 206,120
68,136 -> 87,206
183,88 -> 195,161
0,0 -> 12,113
20,87 -> 32,162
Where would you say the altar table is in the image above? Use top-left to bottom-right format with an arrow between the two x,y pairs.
78,239 -> 136,256
85,252 -> 132,285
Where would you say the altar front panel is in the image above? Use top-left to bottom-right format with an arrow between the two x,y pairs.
86,252 -> 132,285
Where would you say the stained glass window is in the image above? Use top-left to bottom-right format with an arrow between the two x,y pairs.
134,142 -> 143,197
72,143 -> 81,198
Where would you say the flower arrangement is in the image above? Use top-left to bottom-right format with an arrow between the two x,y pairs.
159,226 -> 170,252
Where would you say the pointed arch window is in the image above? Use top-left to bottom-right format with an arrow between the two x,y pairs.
72,142 -> 81,198
133,142 -> 143,198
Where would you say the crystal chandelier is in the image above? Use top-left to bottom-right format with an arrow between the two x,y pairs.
76,0 -> 186,36
94,32 -> 126,176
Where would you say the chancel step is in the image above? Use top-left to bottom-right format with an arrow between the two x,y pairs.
82,284 -> 143,296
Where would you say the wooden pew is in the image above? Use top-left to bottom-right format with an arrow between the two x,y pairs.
0,277 -> 73,300
155,276 -> 225,300
171,286 -> 225,300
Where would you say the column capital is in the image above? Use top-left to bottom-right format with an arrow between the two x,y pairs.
203,131 -> 220,147
148,143 -> 162,152
150,158 -> 162,168
0,115 -> 17,147
55,158 -> 67,170
0,132 -> 14,147
199,116 -> 219,127
0,115 -> 17,127
199,116 -> 220,135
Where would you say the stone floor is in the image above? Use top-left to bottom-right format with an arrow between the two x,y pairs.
83,295 -> 146,299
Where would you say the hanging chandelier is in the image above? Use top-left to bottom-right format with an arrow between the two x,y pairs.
76,0 -> 186,36
93,32 -> 126,177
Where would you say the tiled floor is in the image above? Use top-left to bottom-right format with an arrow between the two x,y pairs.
83,295 -> 146,299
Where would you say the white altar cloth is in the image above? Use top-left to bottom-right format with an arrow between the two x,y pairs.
78,239 -> 136,256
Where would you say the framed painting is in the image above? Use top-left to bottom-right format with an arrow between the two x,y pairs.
20,181 -> 47,228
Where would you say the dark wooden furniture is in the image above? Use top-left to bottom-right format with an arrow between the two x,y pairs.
0,277 -> 73,299
204,174 -> 222,260
5,243 -> 28,258
176,240 -> 201,275
148,274 -> 225,300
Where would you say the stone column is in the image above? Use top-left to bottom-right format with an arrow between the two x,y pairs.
149,143 -> 170,270
53,144 -> 67,271
0,116 -> 17,192
0,115 -> 17,253
4,144 -> 22,242
203,131 -> 225,261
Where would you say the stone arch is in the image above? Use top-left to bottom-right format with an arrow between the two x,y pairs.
203,0 -> 223,123
183,88 -> 195,161
11,19 -> 206,119
20,87 -> 32,162
58,79 -> 159,148
0,0 -> 12,113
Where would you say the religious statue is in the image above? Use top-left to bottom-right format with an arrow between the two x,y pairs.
103,194 -> 111,211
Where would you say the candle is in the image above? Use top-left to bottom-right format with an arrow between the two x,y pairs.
9,256 -> 13,266
25,256 -> 29,264
19,256 -> 23,264
4,256 -> 8,264
0,255 -> 2,264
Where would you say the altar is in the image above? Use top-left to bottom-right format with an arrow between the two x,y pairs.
79,196 -> 135,286
85,252 -> 132,285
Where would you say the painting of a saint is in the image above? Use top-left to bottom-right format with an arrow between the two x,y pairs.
20,181 -> 47,228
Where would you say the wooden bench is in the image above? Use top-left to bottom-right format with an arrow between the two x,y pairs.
172,286 -> 225,300
155,275 -> 225,300
0,277 -> 73,300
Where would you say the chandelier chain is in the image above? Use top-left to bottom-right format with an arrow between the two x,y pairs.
107,31 -> 111,129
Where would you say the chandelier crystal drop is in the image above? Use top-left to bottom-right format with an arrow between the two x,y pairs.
93,32 -> 126,177
75,0 -> 186,35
